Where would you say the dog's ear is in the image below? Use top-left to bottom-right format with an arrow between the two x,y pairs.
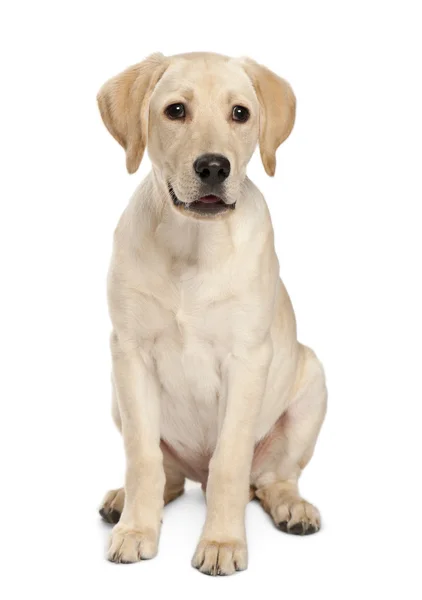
97,53 -> 168,174
242,59 -> 296,176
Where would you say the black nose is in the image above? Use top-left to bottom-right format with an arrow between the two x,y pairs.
193,154 -> 231,184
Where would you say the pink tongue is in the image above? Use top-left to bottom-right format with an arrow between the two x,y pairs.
198,195 -> 221,204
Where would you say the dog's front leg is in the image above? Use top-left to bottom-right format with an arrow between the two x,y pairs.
192,341 -> 272,576
107,339 -> 165,563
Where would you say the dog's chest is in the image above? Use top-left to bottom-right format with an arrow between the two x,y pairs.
148,263 -> 235,461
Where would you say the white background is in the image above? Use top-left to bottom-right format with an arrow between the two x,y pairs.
1,1 -> 421,598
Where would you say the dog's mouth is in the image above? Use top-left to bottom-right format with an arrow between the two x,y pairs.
169,186 -> 236,216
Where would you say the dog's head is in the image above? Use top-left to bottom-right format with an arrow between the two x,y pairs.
97,52 -> 295,219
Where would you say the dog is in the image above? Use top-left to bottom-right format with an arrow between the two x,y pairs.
97,52 -> 327,576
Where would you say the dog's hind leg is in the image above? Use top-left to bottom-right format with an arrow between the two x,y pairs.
252,345 -> 327,535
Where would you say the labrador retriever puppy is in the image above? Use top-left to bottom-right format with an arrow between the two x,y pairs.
97,52 -> 327,576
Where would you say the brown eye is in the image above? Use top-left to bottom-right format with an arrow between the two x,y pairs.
232,105 -> 250,122
165,103 -> 185,119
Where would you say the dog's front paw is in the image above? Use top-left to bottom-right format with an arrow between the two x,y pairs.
192,539 -> 247,576
107,523 -> 159,563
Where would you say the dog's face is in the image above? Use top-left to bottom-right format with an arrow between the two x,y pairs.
148,55 -> 259,218
98,53 -> 296,220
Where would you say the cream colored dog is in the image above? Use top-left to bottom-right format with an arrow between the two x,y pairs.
97,52 -> 327,576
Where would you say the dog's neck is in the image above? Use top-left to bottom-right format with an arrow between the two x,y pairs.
145,171 -> 238,266
125,170 -> 268,272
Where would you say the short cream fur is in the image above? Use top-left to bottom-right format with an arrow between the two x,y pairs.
97,52 -> 327,576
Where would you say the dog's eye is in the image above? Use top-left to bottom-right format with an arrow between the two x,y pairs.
232,105 -> 250,123
165,103 -> 186,119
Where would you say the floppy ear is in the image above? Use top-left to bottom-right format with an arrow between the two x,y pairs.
97,53 -> 168,174
242,59 -> 296,176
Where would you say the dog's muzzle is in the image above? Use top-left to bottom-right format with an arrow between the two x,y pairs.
168,186 -> 236,216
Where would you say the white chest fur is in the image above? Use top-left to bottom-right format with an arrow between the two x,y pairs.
153,274 -> 227,461
108,178 -> 282,470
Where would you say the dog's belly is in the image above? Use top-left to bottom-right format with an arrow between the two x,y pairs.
152,323 -> 221,482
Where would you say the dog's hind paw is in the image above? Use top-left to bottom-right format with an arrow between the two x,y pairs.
99,488 -> 124,524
